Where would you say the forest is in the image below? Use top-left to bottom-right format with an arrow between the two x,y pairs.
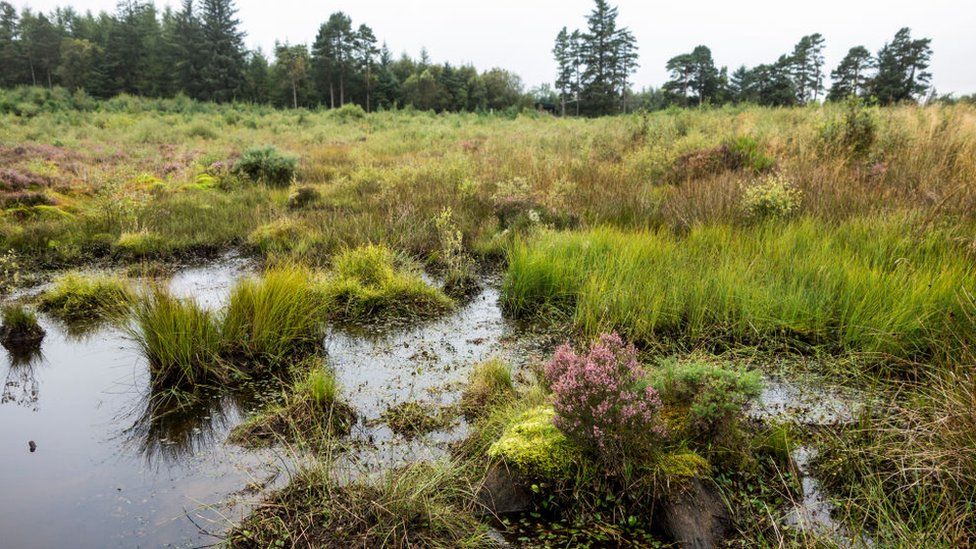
1,0 -> 969,115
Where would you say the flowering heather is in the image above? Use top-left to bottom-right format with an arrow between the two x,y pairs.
544,332 -> 665,458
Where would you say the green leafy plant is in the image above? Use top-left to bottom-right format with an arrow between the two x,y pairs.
234,146 -> 298,187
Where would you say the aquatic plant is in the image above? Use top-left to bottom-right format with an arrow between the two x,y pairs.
381,401 -> 452,439
544,333 -> 665,458
0,304 -> 45,348
221,265 -> 326,367
38,271 -> 135,322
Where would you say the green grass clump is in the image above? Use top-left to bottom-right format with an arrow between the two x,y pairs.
229,458 -> 490,548
246,218 -> 310,256
318,244 -> 454,324
38,271 -> 135,322
234,145 -> 298,187
460,358 -> 515,419
221,265 -> 326,367
0,304 -> 44,347
381,401 -> 453,439
131,288 -> 223,389
229,362 -> 355,448
503,216 -> 976,366
114,230 -> 169,258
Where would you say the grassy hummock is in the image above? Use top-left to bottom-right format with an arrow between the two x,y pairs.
380,401 -> 454,439
0,304 -> 45,349
317,244 -> 454,324
229,363 -> 355,448
460,358 -> 515,419
38,271 -> 135,323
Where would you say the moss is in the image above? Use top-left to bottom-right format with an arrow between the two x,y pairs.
654,450 -> 711,479
488,405 -> 579,478
38,271 -> 135,322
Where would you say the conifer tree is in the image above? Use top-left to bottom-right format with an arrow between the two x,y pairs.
199,0 -> 245,102
828,46 -> 875,101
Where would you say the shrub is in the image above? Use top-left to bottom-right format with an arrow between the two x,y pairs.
234,146 -> 298,187
131,288 -> 223,389
649,359 -> 762,439
821,97 -> 877,158
726,136 -> 776,173
38,271 -> 135,322
544,333 -> 665,459
330,103 -> 367,121
741,174 -> 801,221
460,358 -> 515,418
488,405 -> 579,477
317,244 -> 454,324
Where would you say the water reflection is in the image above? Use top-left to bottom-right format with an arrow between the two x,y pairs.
2,346 -> 44,409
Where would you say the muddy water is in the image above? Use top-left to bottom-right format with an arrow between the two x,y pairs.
0,260 -> 529,547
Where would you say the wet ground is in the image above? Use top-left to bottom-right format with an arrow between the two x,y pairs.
0,258 -> 541,548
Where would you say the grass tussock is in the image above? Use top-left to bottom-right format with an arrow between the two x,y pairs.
380,401 -> 454,439
130,266 -> 328,390
229,458 -> 491,548
460,358 -> 515,419
228,362 -> 355,448
0,304 -> 45,347
317,244 -> 454,324
38,271 -> 135,322
503,217 -> 976,367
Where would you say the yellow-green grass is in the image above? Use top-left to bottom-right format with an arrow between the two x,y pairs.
316,244 -> 454,323
503,216 -> 976,366
38,271 -> 135,322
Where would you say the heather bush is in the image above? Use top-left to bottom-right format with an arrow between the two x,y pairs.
544,333 -> 665,460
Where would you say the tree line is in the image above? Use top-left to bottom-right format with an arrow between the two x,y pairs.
0,0 -> 529,112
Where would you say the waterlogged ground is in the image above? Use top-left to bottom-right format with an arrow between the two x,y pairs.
0,259 -> 545,547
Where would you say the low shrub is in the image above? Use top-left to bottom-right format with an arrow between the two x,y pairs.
286,185 -> 321,210
545,333 -> 665,461
38,271 -> 135,322
649,359 -> 763,440
741,174 -> 801,221
329,103 -> 367,121
317,244 -> 454,324
234,146 -> 298,187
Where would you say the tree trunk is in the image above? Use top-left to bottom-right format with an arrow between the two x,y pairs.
340,71 -> 345,106
329,82 -> 335,109
292,80 -> 297,109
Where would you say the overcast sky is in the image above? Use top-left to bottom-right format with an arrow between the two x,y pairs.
11,0 -> 976,94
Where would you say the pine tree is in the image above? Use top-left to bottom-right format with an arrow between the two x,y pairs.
0,2 -> 22,87
577,0 -> 637,115
165,0 -> 206,99
870,28 -> 932,105
827,46 -> 874,101
355,24 -> 378,111
553,27 -> 573,115
789,33 -> 826,102
374,43 -> 400,109
311,12 -> 354,108
199,0 -> 246,102
241,49 -> 271,103
272,41 -> 310,108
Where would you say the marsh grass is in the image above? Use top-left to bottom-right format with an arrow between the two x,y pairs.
317,244 -> 454,324
0,303 -> 44,348
503,217 -> 976,368
38,271 -> 135,322
131,287 -> 224,389
228,362 -> 355,448
460,358 -> 515,419
229,457 -> 492,548
380,401 -> 455,439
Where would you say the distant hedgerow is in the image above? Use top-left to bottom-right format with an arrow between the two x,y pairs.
234,146 -> 298,187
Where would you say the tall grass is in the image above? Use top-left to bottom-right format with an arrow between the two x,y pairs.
503,216 -> 976,366
38,271 -> 135,322
131,287 -> 223,389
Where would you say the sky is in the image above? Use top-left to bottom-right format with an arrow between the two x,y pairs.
10,0 -> 976,95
